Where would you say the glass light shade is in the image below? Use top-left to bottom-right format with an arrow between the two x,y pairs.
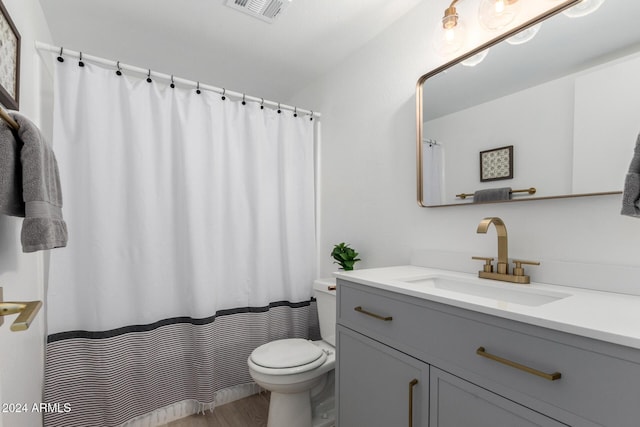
478,0 -> 521,31
433,19 -> 467,56
461,49 -> 490,67
506,23 -> 541,45
563,0 -> 606,18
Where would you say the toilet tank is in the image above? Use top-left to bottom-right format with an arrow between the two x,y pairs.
313,278 -> 336,347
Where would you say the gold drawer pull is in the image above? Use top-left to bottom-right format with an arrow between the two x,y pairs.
408,378 -> 418,427
354,306 -> 393,321
476,347 -> 561,381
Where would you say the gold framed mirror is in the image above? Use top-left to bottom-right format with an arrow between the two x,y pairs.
417,0 -> 639,207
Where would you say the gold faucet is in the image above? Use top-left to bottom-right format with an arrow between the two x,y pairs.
473,217 -> 539,284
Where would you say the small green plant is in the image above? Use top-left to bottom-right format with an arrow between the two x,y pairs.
331,242 -> 361,271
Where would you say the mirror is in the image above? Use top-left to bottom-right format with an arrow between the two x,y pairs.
417,0 -> 640,206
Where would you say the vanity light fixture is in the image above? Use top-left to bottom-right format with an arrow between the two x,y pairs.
461,48 -> 490,66
562,0 -> 605,18
506,23 -> 541,45
434,0 -> 467,56
478,0 -> 521,31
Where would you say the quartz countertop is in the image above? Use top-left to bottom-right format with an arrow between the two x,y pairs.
334,265 -> 640,350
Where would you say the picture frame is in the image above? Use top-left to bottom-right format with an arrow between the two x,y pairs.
480,145 -> 513,182
0,0 -> 20,110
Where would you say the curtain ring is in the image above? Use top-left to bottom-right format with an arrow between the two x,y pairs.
260,98 -> 264,110
57,47 -> 64,63
293,107 -> 298,117
277,103 -> 281,114
170,75 -> 175,89
196,82 -> 201,94
78,52 -> 85,67
242,94 -> 246,106
221,88 -> 226,101
146,69 -> 152,83
116,61 -> 122,76
310,111 -> 314,121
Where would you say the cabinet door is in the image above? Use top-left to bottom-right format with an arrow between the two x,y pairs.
337,326 -> 428,427
430,367 -> 568,427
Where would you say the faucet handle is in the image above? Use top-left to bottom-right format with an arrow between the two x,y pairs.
512,259 -> 540,277
472,256 -> 494,273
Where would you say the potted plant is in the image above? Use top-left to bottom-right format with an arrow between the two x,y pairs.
331,243 -> 361,271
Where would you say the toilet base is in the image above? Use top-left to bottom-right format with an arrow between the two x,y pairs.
268,390 -> 312,427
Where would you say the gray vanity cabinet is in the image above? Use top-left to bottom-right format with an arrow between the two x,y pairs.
337,325 -> 429,427
430,367 -> 566,427
336,278 -> 640,427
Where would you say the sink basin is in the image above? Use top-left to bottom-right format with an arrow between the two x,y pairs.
401,275 -> 571,307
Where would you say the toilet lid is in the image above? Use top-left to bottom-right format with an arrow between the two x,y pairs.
250,338 -> 324,369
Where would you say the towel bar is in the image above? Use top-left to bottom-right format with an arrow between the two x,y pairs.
0,107 -> 20,130
457,187 -> 536,200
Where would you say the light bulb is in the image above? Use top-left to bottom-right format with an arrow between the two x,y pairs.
563,0 -> 606,18
433,6 -> 467,56
478,0 -> 521,31
434,22 -> 466,56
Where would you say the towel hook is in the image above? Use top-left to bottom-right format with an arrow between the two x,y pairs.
196,82 -> 201,94
116,61 -> 122,76
78,52 -> 85,67
57,47 -> 64,63
146,69 -> 152,83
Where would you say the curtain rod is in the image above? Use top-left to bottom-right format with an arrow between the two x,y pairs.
35,41 -> 321,118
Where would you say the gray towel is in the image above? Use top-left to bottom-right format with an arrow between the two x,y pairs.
0,112 -> 68,252
473,187 -> 512,203
621,133 -> 640,218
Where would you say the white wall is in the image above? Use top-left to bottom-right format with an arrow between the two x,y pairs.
291,1 -> 640,290
0,1 -> 54,426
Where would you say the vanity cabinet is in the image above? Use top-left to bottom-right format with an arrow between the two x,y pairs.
336,278 -> 640,427
430,367 -> 565,427
337,326 -> 428,426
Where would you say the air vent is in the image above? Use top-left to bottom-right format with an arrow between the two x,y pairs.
225,0 -> 292,23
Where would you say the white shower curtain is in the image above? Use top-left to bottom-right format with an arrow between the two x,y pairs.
423,141 -> 444,205
44,61 -> 317,427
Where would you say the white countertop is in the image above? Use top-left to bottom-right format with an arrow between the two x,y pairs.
334,265 -> 640,350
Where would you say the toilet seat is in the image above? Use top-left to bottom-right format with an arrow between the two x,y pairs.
249,338 -> 328,375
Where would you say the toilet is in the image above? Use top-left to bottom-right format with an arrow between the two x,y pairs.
247,278 -> 336,427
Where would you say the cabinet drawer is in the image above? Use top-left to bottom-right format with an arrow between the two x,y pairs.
338,280 -> 640,427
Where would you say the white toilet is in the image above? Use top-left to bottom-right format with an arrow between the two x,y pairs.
247,278 -> 336,427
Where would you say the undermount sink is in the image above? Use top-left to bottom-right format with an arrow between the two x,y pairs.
401,275 -> 571,307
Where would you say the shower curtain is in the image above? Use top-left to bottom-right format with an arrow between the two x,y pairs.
423,141 -> 444,205
44,61 -> 317,427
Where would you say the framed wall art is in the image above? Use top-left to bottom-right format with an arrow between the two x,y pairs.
480,145 -> 513,182
0,0 -> 20,110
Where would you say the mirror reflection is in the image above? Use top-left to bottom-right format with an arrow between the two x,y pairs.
418,0 -> 640,207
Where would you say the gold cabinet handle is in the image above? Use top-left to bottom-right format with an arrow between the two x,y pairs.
476,347 -> 561,381
354,306 -> 393,321
408,378 -> 418,427
0,301 -> 43,331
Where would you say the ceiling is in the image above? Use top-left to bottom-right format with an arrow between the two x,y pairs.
39,0 -> 424,102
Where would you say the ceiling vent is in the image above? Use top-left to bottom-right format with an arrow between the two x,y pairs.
225,0 -> 292,23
